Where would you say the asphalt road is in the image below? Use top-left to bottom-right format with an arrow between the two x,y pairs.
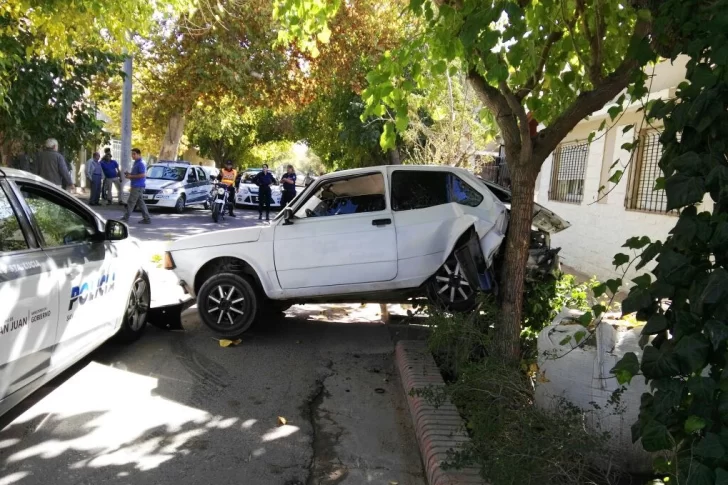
0,200 -> 428,485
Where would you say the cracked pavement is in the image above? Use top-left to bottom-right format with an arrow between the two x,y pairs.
0,205 -> 427,485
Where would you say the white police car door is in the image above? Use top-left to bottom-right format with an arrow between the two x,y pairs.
195,167 -> 210,203
15,182 -> 121,364
0,183 -> 60,401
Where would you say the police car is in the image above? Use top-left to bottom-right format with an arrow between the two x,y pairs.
0,168 -> 150,418
141,161 -> 213,213
235,169 -> 283,208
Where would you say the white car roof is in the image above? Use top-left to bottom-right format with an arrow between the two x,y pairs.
321,164 -> 473,179
152,162 -> 191,168
0,167 -> 55,185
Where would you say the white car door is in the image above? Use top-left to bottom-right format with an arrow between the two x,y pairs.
388,168 -> 488,280
273,170 -> 398,289
195,167 -> 211,203
14,181 -> 124,366
0,182 -> 60,401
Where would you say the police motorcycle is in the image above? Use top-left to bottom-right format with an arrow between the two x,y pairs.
209,182 -> 231,222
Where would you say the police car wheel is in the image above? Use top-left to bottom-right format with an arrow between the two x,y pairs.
116,272 -> 151,343
198,273 -> 258,337
174,195 -> 186,214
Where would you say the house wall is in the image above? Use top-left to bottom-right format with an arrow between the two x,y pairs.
534,57 -> 699,282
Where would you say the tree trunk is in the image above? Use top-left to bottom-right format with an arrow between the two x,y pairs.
493,153 -> 539,364
389,146 -> 401,165
159,112 -> 186,160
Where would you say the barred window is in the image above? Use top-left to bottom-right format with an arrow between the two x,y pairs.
626,130 -> 671,213
548,142 -> 589,204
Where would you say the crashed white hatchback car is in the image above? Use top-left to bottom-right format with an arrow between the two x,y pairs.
165,165 -> 569,337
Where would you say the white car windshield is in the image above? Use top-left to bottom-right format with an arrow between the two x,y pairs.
147,166 -> 186,181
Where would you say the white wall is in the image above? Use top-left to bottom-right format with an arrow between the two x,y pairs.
537,117 -> 678,282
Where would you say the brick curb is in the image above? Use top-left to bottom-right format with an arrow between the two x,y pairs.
395,340 -> 486,485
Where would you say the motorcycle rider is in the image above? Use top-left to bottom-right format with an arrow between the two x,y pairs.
217,160 -> 237,217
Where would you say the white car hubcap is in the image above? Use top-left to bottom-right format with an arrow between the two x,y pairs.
207,285 -> 246,326
435,260 -> 473,303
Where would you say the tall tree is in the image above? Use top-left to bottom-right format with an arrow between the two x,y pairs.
275,0 -> 656,363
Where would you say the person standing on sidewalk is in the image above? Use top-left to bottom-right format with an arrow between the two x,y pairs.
122,148 -> 151,224
85,152 -> 103,205
101,151 -> 122,205
36,138 -> 75,191
280,164 -> 297,207
253,163 -> 275,221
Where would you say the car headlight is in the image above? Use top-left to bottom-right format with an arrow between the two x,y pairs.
240,186 -> 249,194
217,188 -> 225,195
161,188 -> 177,195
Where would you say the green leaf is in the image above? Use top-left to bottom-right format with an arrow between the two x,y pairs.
608,105 -> 622,121
643,314 -> 668,335
622,287 -> 653,314
380,122 -> 396,151
695,432 -> 725,459
588,131 -> 595,143
559,335 -> 573,346
613,253 -> 630,268
592,304 -> 606,318
688,376 -> 716,404
606,278 -> 622,295
632,273 -> 652,288
697,269 -> 728,314
685,415 -> 707,434
675,334 -> 710,373
706,320 -> 728,351
611,352 -> 640,384
640,420 -> 672,451
395,113 -> 409,132
608,170 -> 623,184
641,345 -> 681,379
593,282 -> 608,298
622,124 -> 634,134
574,330 -> 587,344
623,235 -> 651,250
665,173 -> 706,210
636,241 -> 663,270
432,60 -> 447,75
578,311 -> 593,326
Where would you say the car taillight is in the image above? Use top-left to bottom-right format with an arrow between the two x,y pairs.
163,251 -> 176,270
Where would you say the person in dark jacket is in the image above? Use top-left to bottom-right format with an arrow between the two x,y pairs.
253,164 -> 275,221
280,164 -> 297,207
36,138 -> 75,191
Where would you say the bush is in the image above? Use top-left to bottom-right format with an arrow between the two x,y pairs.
443,360 -> 618,485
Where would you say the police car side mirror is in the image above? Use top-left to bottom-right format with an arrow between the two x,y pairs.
105,219 -> 128,241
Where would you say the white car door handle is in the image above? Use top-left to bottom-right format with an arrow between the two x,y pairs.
66,267 -> 82,278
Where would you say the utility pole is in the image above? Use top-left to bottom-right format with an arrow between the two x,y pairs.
121,55 -> 133,174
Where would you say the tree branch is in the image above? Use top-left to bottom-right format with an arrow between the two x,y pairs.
576,0 -> 603,84
532,18 -> 651,164
467,70 -> 521,151
515,30 -> 565,101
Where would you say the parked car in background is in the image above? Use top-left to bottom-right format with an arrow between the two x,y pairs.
235,168 -> 283,208
0,168 -> 150,418
165,165 -> 570,338
140,161 -> 213,213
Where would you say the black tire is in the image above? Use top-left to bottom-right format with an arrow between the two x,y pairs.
115,272 -> 151,343
203,200 -> 210,210
197,273 -> 258,337
212,203 -> 221,222
426,254 -> 477,313
174,195 -> 186,214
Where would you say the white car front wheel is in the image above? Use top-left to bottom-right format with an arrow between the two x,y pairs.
426,255 -> 477,312
197,273 -> 258,337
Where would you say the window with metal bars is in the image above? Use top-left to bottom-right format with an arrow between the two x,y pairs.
626,130 -> 673,213
548,142 -> 589,204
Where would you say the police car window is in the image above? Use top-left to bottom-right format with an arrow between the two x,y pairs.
147,166 -> 186,181
0,187 -> 28,252
196,168 -> 207,181
295,173 -> 385,219
187,169 -> 198,181
20,187 -> 96,247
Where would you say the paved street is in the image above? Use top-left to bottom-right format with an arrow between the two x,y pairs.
0,201 -> 427,485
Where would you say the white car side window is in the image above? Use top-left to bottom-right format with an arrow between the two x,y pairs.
0,187 -> 28,252
294,173 -> 386,219
20,186 -> 96,247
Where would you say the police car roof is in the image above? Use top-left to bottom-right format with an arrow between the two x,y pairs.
156,160 -> 190,166
0,167 -> 53,185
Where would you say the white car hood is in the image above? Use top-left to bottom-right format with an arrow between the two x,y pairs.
145,178 -> 182,190
239,183 -> 281,195
170,227 -> 263,251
